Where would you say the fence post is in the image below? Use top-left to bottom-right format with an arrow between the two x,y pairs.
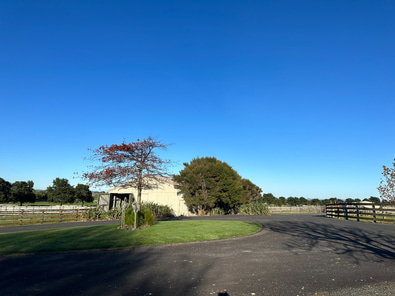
372,203 -> 376,223
344,204 -> 348,220
41,210 -> 45,224
20,209 -> 24,226
356,204 -> 360,222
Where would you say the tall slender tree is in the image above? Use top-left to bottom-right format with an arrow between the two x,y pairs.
82,137 -> 172,210
378,158 -> 395,203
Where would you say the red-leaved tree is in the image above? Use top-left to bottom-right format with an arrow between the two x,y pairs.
83,137 -> 172,210
377,158 -> 395,203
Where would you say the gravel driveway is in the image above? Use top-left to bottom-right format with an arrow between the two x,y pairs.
0,214 -> 394,296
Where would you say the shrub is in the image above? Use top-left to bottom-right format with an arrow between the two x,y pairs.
125,208 -> 156,228
83,207 -> 123,221
106,207 -> 123,219
83,207 -> 105,220
237,201 -> 270,215
141,208 -> 156,226
125,208 -> 144,228
141,201 -> 174,218
208,207 -> 225,216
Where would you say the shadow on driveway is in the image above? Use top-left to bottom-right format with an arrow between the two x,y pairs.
262,215 -> 395,263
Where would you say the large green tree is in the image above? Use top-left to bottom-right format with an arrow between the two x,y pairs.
74,184 -> 93,205
10,181 -> 35,206
0,177 -> 12,203
173,157 -> 244,214
47,178 -> 75,205
240,178 -> 262,204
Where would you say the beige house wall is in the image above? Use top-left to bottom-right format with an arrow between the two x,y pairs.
107,178 -> 192,216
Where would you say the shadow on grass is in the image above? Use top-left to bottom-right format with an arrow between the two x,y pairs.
0,225 -> 145,253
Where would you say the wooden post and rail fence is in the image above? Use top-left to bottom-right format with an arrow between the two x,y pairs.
2,203 -> 394,227
326,202 -> 395,223
0,206 -> 93,227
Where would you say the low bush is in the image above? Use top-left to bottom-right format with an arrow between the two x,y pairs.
237,201 -> 270,215
208,207 -> 225,216
83,202 -> 171,227
83,207 -> 105,220
82,207 -> 122,221
125,208 -> 144,228
141,208 -> 156,226
125,208 -> 156,228
141,201 -> 174,218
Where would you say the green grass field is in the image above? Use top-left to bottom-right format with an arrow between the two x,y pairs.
0,220 -> 261,254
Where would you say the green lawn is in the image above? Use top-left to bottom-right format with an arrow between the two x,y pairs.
0,220 -> 261,254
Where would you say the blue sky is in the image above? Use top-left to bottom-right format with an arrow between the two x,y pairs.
1,0 -> 394,199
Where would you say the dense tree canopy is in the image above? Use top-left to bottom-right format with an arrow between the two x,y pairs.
47,178 -> 75,205
10,180 -> 35,206
241,178 -> 262,204
82,137 -> 172,210
1,177 -> 93,206
173,157 -> 248,214
262,193 -> 277,205
0,177 -> 12,203
74,184 -> 93,205
366,196 -> 381,203
277,196 -> 287,206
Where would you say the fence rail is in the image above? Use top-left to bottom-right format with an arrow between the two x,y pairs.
0,206 -> 92,226
269,205 -> 324,213
326,203 -> 395,223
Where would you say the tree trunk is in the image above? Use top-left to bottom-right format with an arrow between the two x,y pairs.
137,185 -> 142,211
137,169 -> 143,210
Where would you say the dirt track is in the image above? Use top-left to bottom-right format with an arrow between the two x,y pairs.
1,214 -> 394,296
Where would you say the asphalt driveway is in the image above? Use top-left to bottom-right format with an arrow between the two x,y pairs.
1,214 -> 394,296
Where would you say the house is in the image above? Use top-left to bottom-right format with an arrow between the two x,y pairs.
102,177 -> 192,216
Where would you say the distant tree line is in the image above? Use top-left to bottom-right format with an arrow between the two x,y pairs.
46,178 -> 93,205
260,193 -> 381,206
0,177 -> 93,206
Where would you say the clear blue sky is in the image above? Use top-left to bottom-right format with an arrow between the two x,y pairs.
1,1 -> 394,199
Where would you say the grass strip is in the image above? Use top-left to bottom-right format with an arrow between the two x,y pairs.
0,220 -> 261,254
